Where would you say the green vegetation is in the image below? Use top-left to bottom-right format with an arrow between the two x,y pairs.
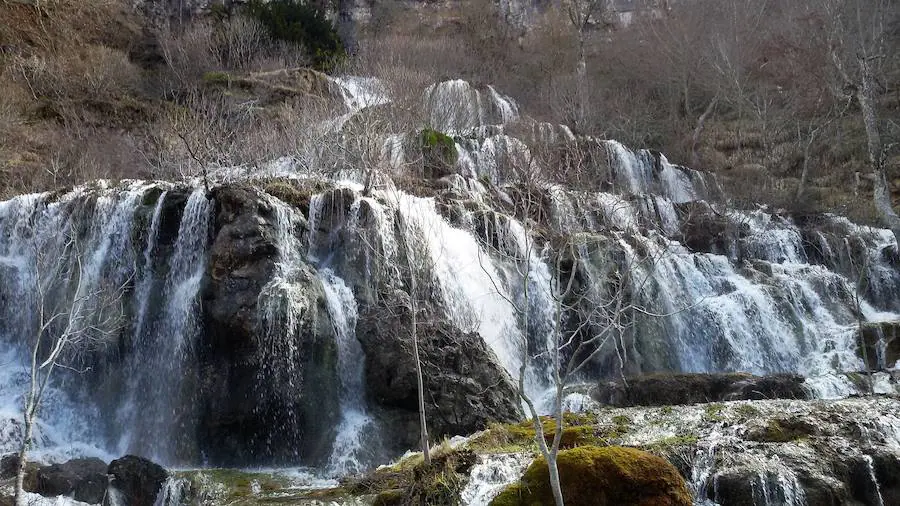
646,435 -> 700,453
420,128 -> 459,179
176,468 -> 291,503
746,419 -> 816,443
247,0 -> 345,71
489,446 -> 692,506
735,403 -> 761,419
202,71 -> 232,85
343,442 -> 476,506
704,403 -> 725,422
468,413 -> 600,453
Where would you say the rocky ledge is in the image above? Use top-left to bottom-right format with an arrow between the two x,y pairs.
59,395 -> 893,506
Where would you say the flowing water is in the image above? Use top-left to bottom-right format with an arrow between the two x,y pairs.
0,78 -> 898,505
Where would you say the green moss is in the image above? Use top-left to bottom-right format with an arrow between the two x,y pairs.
647,435 -> 700,453
373,489 -> 404,506
343,447 -> 476,506
489,446 -> 692,506
735,404 -> 760,418
420,128 -> 458,179
660,406 -> 674,415
261,179 -> 312,211
469,413 -> 600,453
704,403 -> 725,422
746,419 -> 815,443
177,468 -> 290,502
203,71 -> 232,85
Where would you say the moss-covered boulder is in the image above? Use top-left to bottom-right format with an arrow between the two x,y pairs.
420,128 -> 458,179
489,446 -> 691,506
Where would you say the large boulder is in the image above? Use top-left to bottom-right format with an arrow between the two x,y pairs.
28,458 -> 108,504
592,373 -> 808,407
357,291 -> 521,452
199,186 -> 339,465
490,446 -> 691,506
107,456 -> 167,506
0,454 -> 17,479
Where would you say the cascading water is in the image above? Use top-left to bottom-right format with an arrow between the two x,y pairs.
320,268 -> 375,476
0,75 -> 899,506
117,187 -> 212,463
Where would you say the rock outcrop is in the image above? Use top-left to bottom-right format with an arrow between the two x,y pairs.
592,373 -> 808,407
108,455 -> 167,506
199,186 -> 340,465
357,291 -> 521,451
32,458 -> 108,504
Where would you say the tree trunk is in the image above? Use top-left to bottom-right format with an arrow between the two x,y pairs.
547,454 -> 564,506
796,129 -> 815,201
857,55 -> 900,238
690,96 -> 718,167
575,32 -> 587,132
15,397 -> 35,506
410,276 -> 430,466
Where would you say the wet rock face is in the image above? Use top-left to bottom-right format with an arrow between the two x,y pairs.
591,373 -> 808,407
30,458 -> 108,504
198,186 -> 339,465
357,292 -> 521,451
869,451 -> 900,506
676,202 -> 744,256
108,455 -> 167,506
859,321 -> 900,370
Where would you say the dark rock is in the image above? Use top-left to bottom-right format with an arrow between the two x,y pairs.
0,454 -> 17,480
31,458 -> 107,501
847,454 -> 894,506
870,451 -> 900,506
858,321 -> 900,371
711,470 -> 756,506
199,186 -> 339,465
107,456 -> 167,506
675,202 -> 746,256
73,473 -> 109,504
795,471 -> 846,506
357,291 -> 521,452
592,373 -> 808,407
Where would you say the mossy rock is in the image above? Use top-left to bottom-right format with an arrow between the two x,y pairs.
745,418 -> 817,443
420,128 -> 458,179
489,446 -> 691,506
343,447 -> 476,506
470,413 -> 600,452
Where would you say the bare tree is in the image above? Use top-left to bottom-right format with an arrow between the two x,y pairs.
825,0 -> 900,235
563,0 -> 608,131
14,230 -> 127,506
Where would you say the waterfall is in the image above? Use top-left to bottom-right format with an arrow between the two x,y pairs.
862,455 -> 886,506
118,187 -> 212,463
459,453 -> 533,506
153,477 -> 190,506
391,193 -> 524,384
321,268 -> 375,476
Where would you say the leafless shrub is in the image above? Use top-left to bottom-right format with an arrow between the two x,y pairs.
14,46 -> 141,104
